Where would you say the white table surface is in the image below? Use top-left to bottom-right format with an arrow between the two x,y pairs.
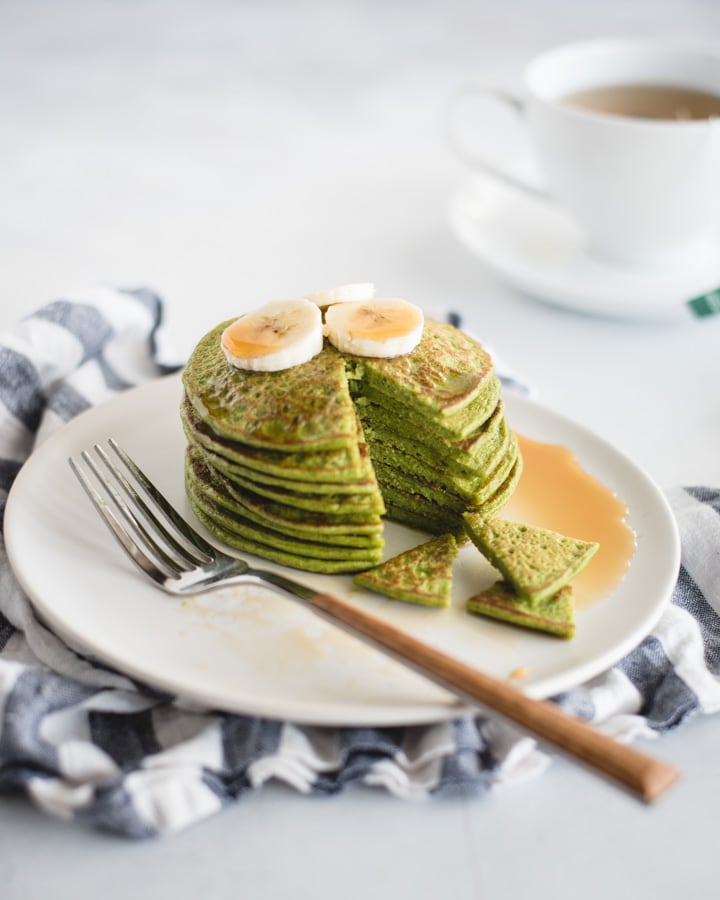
2,1 -> 720,898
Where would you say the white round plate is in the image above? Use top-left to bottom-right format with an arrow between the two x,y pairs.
449,174 -> 720,321
5,375 -> 679,725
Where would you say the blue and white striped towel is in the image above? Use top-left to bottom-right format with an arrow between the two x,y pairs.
1,289 -> 719,838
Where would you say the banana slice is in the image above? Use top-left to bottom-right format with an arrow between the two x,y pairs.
304,283 -> 375,309
221,298 -> 323,372
324,298 -> 424,358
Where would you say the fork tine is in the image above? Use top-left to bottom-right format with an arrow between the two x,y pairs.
95,443 -> 210,568
80,448 -> 192,578
69,456 -> 175,585
108,438 -> 216,561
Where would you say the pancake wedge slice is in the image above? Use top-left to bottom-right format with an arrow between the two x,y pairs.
463,514 -> 598,603
352,534 -> 458,608
466,581 -> 575,638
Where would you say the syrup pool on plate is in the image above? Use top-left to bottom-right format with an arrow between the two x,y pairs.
503,434 -> 636,607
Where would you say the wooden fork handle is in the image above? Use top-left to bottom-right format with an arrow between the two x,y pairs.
307,591 -> 679,802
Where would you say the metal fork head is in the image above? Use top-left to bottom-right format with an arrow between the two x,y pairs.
68,439 -> 250,594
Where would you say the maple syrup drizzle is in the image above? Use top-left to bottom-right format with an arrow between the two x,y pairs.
502,434 -> 636,607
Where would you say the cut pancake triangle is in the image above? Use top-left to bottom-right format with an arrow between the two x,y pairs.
466,581 -> 576,639
352,534 -> 458,607
462,514 -> 599,603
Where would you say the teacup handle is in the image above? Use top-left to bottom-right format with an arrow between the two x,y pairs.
446,85 -> 549,200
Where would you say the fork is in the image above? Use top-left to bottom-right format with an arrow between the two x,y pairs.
69,439 -> 679,802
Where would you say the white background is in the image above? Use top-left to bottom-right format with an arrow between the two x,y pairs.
2,1 -> 720,898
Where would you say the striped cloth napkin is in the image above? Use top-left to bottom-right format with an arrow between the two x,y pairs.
1,289 -> 719,838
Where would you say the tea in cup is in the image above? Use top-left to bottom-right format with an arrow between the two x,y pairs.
449,39 -> 720,268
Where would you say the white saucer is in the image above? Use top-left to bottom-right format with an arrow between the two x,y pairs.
449,174 -> 720,321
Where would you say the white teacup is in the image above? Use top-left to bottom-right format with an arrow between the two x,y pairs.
449,39 -> 720,268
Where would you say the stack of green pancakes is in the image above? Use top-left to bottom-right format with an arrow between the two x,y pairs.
181,317 -> 521,574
